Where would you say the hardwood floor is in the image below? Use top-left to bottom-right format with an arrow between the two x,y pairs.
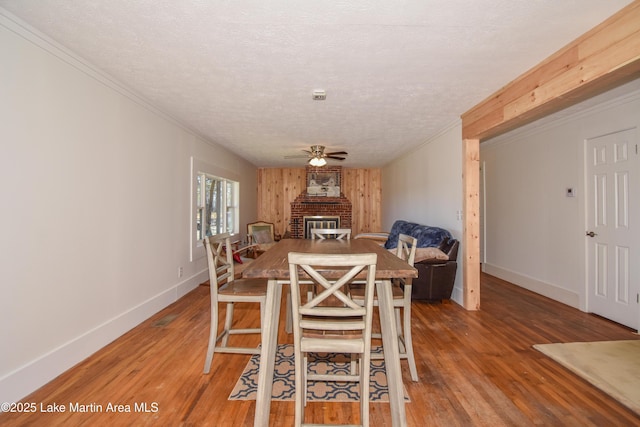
2,273 -> 639,426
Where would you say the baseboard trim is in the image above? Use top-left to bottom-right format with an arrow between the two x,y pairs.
482,263 -> 580,308
0,270 -> 208,407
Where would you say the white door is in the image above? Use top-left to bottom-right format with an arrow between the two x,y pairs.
586,128 -> 639,330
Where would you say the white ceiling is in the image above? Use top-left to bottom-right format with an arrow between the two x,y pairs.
0,1 -> 633,167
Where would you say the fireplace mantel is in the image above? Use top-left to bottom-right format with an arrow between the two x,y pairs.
298,198 -> 344,205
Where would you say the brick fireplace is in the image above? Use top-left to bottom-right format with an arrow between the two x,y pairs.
289,166 -> 352,239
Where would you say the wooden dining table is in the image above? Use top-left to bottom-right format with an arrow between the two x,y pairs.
242,238 -> 418,427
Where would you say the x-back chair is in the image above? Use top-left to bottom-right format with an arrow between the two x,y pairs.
202,232 -> 267,374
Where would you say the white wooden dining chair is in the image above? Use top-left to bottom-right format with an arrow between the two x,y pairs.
288,251 -> 377,427
300,227 -> 353,331
202,232 -> 267,374
310,228 -> 352,240
350,233 -> 419,381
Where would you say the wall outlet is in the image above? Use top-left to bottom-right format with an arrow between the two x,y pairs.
178,267 -> 183,278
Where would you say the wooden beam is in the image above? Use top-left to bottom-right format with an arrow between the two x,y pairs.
462,1 -> 640,141
462,138 -> 480,310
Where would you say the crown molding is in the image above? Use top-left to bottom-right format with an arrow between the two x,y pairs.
0,7 -> 224,150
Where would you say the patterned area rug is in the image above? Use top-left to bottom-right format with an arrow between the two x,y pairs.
229,344 -> 409,402
534,340 -> 640,415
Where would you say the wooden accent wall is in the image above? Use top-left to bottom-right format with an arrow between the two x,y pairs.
342,168 -> 383,234
256,168 -> 381,237
256,168 -> 305,237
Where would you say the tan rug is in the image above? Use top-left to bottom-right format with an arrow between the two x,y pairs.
533,340 -> 640,415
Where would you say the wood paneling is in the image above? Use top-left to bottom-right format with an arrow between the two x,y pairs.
342,168 -> 383,235
256,168 -> 305,237
257,168 -> 381,237
2,273 -> 638,426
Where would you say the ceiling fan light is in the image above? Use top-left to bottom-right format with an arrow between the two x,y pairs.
309,157 -> 326,167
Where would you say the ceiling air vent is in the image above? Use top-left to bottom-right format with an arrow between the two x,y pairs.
312,89 -> 326,100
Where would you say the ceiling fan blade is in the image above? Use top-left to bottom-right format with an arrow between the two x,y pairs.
285,147 -> 346,160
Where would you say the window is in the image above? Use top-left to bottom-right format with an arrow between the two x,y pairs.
191,157 -> 240,261
196,172 -> 238,240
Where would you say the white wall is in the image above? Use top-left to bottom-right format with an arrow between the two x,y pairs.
0,16 -> 257,403
382,121 -> 464,304
481,79 -> 640,310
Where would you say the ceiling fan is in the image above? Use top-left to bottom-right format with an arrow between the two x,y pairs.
284,145 -> 348,166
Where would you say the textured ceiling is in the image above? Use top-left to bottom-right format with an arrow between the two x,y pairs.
0,1 -> 633,167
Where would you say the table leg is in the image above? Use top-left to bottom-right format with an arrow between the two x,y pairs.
254,279 -> 282,427
376,279 -> 407,427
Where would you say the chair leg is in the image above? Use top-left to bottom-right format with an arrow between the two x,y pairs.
394,307 -> 406,353
403,302 -> 418,382
294,346 -> 304,426
361,351 -> 370,427
203,303 -> 219,374
285,290 -> 293,334
303,355 -> 308,407
221,302 -> 234,347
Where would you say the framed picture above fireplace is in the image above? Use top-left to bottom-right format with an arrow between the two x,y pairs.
307,171 -> 340,197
